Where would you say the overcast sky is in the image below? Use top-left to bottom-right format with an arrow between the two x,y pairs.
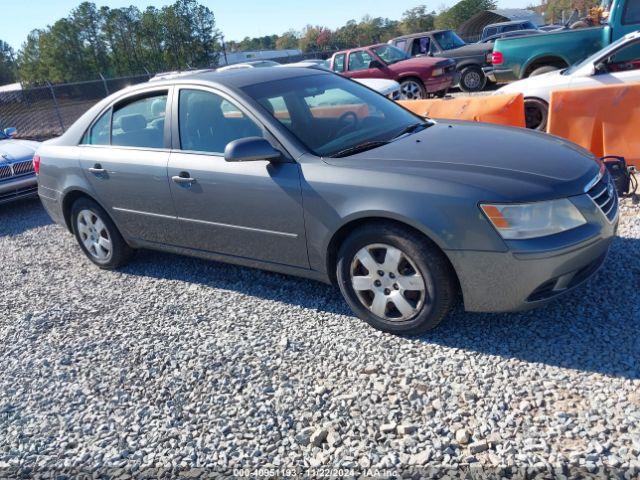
2,0 -> 534,50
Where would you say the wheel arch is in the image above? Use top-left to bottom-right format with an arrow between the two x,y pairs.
324,215 -> 460,292
61,188 -> 110,233
522,55 -> 569,78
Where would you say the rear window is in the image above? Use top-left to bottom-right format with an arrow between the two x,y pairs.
333,53 -> 346,72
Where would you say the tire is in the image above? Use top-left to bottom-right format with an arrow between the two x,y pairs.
71,197 -> 133,269
434,88 -> 449,98
524,97 -> 549,131
399,78 -> 426,100
336,222 -> 457,335
459,66 -> 487,92
528,65 -> 558,77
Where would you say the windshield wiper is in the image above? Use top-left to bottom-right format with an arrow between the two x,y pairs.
392,121 -> 430,139
330,140 -> 390,158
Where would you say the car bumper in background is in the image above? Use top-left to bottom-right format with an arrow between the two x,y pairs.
0,174 -> 38,205
446,193 -> 618,312
488,67 -> 518,84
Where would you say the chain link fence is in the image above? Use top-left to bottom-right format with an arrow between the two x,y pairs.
0,73 -> 152,140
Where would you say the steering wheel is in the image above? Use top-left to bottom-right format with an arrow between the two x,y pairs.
335,111 -> 359,137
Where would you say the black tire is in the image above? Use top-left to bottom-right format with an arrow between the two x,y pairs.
399,78 -> 426,100
528,65 -> 558,77
459,66 -> 487,92
434,88 -> 449,98
70,197 -> 133,269
524,97 -> 549,131
336,222 -> 457,335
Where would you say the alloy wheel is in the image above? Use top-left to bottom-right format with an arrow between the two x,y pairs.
76,209 -> 112,262
400,81 -> 423,100
350,243 -> 431,321
463,71 -> 482,90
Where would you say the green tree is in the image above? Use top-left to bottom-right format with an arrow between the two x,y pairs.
435,0 -> 497,30
400,5 -> 436,34
275,30 -> 299,50
0,40 -> 17,85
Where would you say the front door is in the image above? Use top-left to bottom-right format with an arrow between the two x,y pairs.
344,50 -> 389,80
167,87 -> 308,268
78,89 -> 175,243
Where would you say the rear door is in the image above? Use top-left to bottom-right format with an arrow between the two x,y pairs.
166,86 -> 308,267
78,88 -> 176,243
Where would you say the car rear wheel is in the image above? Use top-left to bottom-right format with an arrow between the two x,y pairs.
524,97 -> 549,131
336,223 -> 456,335
459,66 -> 487,92
399,79 -> 426,100
71,197 -> 132,269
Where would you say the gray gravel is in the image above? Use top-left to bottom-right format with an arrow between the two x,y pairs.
1,197 -> 639,478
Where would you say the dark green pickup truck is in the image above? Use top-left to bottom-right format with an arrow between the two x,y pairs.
490,0 -> 640,82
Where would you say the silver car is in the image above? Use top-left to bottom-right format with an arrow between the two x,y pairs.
36,68 -> 617,334
0,128 -> 40,204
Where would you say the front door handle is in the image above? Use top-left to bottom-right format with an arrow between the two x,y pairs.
172,172 -> 196,185
88,164 -> 106,175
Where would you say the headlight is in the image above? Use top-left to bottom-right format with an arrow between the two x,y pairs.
431,68 -> 444,76
480,199 -> 586,240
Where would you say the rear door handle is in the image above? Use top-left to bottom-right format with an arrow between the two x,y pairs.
172,172 -> 196,185
88,164 -> 106,175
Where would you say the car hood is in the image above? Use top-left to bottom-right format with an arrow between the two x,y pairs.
393,56 -> 443,68
324,121 -> 599,202
355,78 -> 400,95
0,139 -> 40,163
441,43 -> 493,58
496,69 -> 566,96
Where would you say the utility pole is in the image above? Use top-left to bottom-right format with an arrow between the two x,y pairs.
221,34 -> 228,66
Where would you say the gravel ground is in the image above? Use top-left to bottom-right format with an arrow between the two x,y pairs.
0,197 -> 639,479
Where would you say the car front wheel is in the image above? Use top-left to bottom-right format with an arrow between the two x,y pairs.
399,79 -> 426,100
459,66 -> 487,92
336,223 -> 457,335
71,197 -> 133,269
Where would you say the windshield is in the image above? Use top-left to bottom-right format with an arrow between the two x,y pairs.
433,30 -> 466,50
372,45 -> 409,64
242,73 -> 425,157
563,34 -> 631,74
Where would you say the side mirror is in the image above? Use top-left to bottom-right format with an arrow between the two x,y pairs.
368,60 -> 384,69
593,62 -> 607,75
224,137 -> 282,162
4,127 -> 17,138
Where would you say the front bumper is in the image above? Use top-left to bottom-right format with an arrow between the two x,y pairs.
446,193 -> 618,312
0,174 -> 38,205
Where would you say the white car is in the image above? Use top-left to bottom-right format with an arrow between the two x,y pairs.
496,31 -> 640,130
280,60 -> 402,100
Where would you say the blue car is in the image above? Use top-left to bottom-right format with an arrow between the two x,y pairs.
0,128 -> 40,204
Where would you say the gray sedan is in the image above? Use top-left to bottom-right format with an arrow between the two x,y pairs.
0,128 -> 39,204
35,68 -> 617,334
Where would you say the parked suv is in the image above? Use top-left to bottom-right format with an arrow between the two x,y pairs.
389,30 -> 493,92
328,44 -> 456,100
480,20 -> 537,42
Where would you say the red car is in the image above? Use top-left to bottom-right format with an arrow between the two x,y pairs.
328,44 -> 457,100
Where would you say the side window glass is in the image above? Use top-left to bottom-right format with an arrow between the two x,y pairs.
412,37 -> 430,56
82,109 -> 111,145
111,93 -> 167,148
606,40 -> 640,71
333,54 -> 345,72
348,51 -> 373,71
179,89 -> 263,154
485,27 -> 497,37
623,0 -> 640,24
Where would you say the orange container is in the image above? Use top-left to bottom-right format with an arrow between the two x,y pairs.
399,93 -> 525,128
548,84 -> 640,168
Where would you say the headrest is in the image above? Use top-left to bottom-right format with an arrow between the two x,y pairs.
120,114 -> 147,132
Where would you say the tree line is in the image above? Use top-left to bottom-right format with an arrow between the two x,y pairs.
0,0 -> 589,86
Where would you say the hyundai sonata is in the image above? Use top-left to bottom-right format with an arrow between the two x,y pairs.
36,68 -> 618,334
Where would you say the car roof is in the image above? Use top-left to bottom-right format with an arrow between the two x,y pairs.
486,20 -> 532,27
143,66 -> 327,90
334,43 -> 388,55
391,30 -> 449,40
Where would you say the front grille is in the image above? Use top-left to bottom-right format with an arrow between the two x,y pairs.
11,160 -> 35,176
587,172 -> 618,222
0,164 -> 11,179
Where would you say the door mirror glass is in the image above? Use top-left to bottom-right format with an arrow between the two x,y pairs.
3,127 -> 17,138
224,137 -> 282,162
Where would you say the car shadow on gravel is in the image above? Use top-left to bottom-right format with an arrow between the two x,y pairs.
421,236 -> 640,380
0,197 -> 53,237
